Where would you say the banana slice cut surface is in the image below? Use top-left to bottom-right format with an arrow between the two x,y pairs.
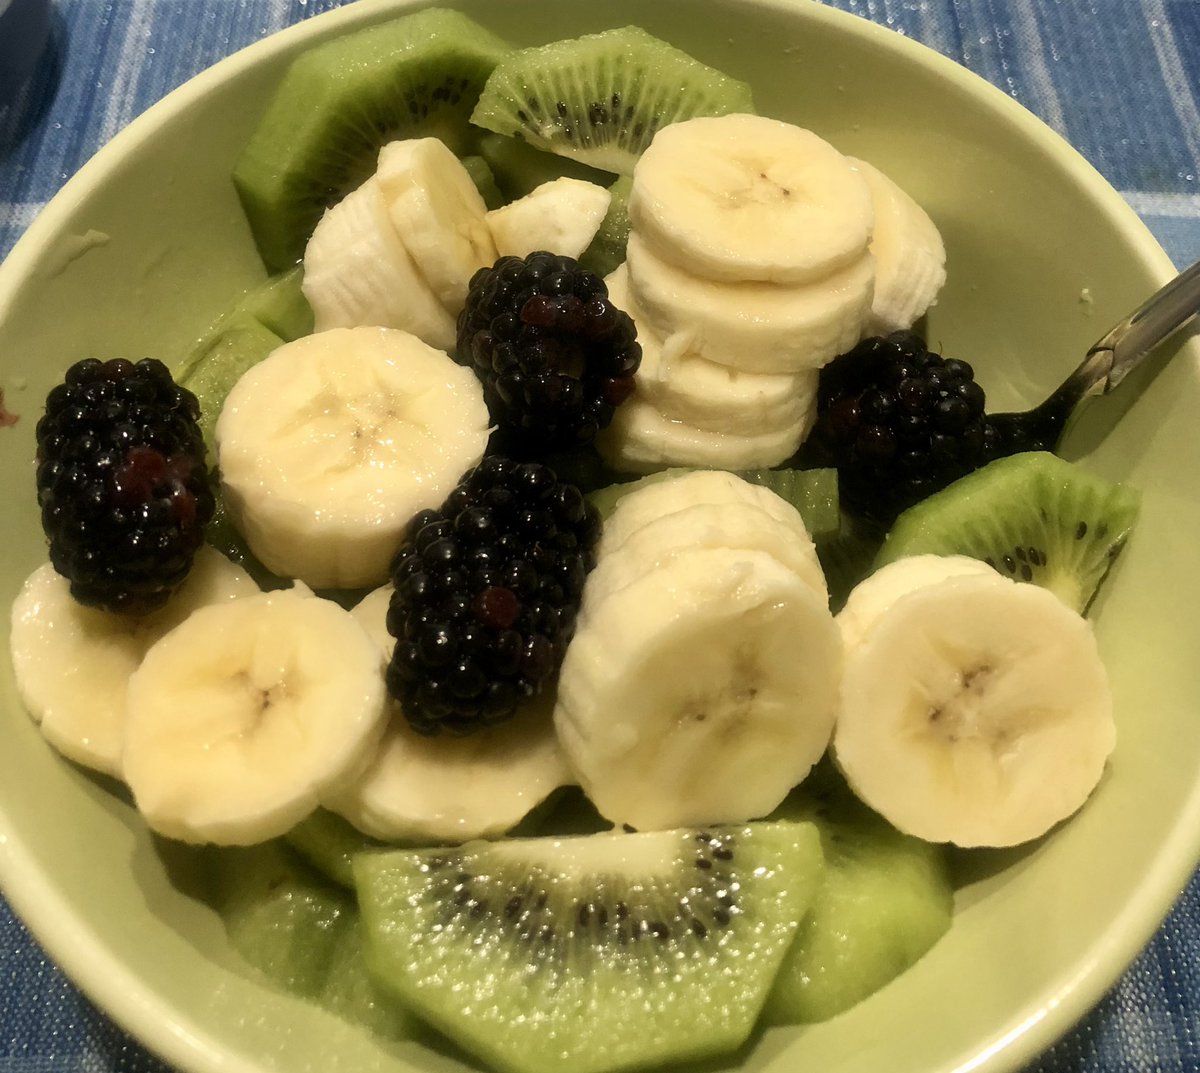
594,469 -> 826,604
629,114 -> 874,285
834,572 -> 1115,848
837,553 -> 995,651
556,547 -> 841,831
216,326 -> 490,590
123,586 -> 388,845
585,501 -> 827,609
487,176 -> 611,260
9,547 -> 255,776
302,176 -> 456,350
625,232 -> 873,374
376,137 -> 498,314
598,467 -> 820,555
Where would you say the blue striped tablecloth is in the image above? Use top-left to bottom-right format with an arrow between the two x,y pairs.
2,2 -> 1200,1071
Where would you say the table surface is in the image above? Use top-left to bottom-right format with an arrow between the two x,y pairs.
2,1 -> 1200,1071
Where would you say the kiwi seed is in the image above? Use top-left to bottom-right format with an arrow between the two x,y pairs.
875,450 -> 1140,613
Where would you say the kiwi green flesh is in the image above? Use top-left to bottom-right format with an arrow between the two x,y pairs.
477,132 -> 616,201
763,762 -> 952,1024
233,8 -> 508,271
281,796 -> 584,891
205,840 -> 413,1040
460,153 -> 505,210
740,466 -> 840,540
588,466 -> 839,540
354,822 -> 823,1073
816,510 -> 887,613
876,450 -> 1140,613
471,25 -> 754,177
179,311 -> 283,460
580,174 -> 633,278
234,265 -> 314,342
285,808 -> 385,890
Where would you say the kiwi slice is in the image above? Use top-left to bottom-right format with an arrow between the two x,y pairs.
816,510 -> 886,613
355,822 -> 823,1073
587,466 -> 839,540
234,265 -> 314,342
471,26 -> 754,176
876,451 -> 1140,613
208,840 -> 412,1040
763,762 -> 952,1023
477,131 -> 617,201
579,174 -> 633,278
179,311 -> 284,459
460,153 -> 506,210
739,466 -> 840,541
285,808 -> 384,890
233,8 -> 509,271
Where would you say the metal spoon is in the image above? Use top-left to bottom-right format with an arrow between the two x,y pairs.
989,257 -> 1200,452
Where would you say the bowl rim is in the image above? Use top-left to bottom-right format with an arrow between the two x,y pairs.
0,2 -> 1191,1073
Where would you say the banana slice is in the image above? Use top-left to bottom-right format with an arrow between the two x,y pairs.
585,501 -> 828,608
837,553 -> 995,651
123,586 -> 388,845
376,138 -> 499,314
596,469 -> 825,601
555,546 -> 841,831
216,326 -> 490,590
487,177 -> 611,259
8,547 -> 256,777
607,265 -> 817,436
833,571 -> 1115,847
599,467 -> 820,546
324,585 -> 572,843
629,114 -> 874,285
849,157 -> 946,334
596,393 -> 812,474
625,232 -> 873,374
302,176 -> 456,351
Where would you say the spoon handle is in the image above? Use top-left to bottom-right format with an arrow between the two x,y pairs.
1003,257 -> 1200,452
1073,256 -> 1200,399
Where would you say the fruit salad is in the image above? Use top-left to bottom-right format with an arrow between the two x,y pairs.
7,10 -> 1142,1073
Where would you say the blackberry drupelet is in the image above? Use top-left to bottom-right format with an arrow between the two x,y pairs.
806,331 -> 1001,524
36,357 -> 215,614
456,251 -> 641,453
386,455 -> 601,736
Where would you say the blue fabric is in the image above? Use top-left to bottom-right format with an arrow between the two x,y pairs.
2,1 -> 1199,1071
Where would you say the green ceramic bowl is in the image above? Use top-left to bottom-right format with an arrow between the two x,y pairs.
1,1 -> 1197,1072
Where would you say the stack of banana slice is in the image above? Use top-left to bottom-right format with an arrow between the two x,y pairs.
302,137 -> 499,348
554,470 -> 841,831
598,113 -> 946,472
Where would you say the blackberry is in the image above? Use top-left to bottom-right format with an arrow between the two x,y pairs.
456,251 -> 641,453
35,357 -> 215,614
386,456 -> 601,736
806,331 -> 1001,524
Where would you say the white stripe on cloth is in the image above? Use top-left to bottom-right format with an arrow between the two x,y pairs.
1009,0 -> 1068,136
0,201 -> 46,230
1121,190 -> 1200,217
1143,0 -> 1200,176
99,0 -> 157,147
